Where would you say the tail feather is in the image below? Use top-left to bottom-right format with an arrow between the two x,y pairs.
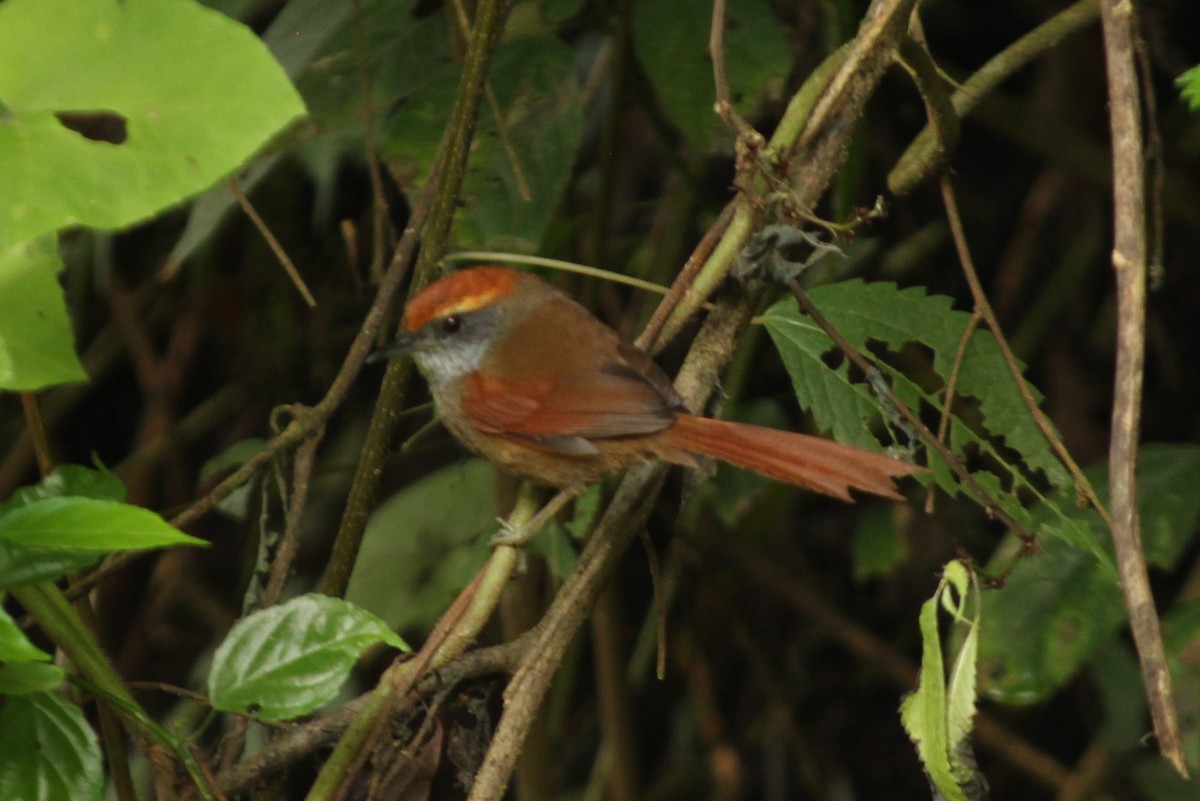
661,414 -> 923,501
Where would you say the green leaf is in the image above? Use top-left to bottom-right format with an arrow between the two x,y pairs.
0,464 -> 126,517
0,0 -> 306,248
455,34 -> 584,252
761,281 -> 1109,573
0,662 -> 66,695
632,0 -> 789,150
0,468 -> 154,588
0,545 -> 103,591
0,604 -> 52,663
346,459 -> 497,634
978,444 -> 1200,705
0,691 -> 102,801
1177,65 -> 1200,112
899,561 -> 982,801
208,594 -> 409,720
0,497 -> 206,551
0,237 -> 87,390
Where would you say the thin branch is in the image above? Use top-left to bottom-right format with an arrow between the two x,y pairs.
1097,0 -> 1187,777
18,393 -> 53,476
938,177 -> 1111,526
709,0 -> 759,141
228,177 -> 316,308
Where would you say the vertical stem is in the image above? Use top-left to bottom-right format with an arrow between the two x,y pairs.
319,0 -> 515,597
1097,0 -> 1187,777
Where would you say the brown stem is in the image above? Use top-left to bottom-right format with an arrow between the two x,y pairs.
1097,0 -> 1187,777
228,177 -> 315,308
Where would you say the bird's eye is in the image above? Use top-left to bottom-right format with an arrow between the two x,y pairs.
440,315 -> 463,334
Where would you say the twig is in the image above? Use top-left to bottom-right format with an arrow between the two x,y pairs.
889,0 -> 1101,195
709,0 -> 760,141
263,422 -> 323,607
448,0 -> 532,202
1097,0 -> 1187,777
938,177 -> 1110,524
350,0 -> 391,282
18,393 -> 53,476
227,177 -> 316,308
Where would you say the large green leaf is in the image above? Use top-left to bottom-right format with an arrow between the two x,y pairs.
0,691 -> 102,801
208,594 -> 409,720
0,0 -> 306,248
346,460 -> 497,634
0,237 -> 87,390
455,34 -> 584,252
632,0 -> 789,150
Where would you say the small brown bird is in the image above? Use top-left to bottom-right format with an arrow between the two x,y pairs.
374,266 -> 922,500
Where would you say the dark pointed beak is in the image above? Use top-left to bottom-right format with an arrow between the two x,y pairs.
366,333 -> 417,364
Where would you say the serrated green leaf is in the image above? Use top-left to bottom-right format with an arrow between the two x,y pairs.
208,594 -> 409,720
0,662 -> 66,695
761,281 -> 1107,573
632,0 -> 788,150
0,691 -> 102,801
0,497 -> 206,551
0,237 -> 87,390
0,604 -> 51,663
0,0 -> 306,248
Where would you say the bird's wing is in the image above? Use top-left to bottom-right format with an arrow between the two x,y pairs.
461,343 -> 679,453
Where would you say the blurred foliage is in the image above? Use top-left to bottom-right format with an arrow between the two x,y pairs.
2,0 -> 1200,799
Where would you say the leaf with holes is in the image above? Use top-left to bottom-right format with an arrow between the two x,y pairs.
0,0 -> 305,247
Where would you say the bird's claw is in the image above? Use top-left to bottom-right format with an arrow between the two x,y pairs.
489,516 -> 532,548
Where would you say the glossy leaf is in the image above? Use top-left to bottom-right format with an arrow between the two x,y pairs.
0,691 -> 102,801
208,594 -> 409,720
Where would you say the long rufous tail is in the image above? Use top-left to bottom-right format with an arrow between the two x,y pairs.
661,414 -> 924,501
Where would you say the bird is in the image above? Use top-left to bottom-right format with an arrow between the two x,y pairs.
372,266 -> 923,502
